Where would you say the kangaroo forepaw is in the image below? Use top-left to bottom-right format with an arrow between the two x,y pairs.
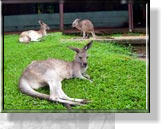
83,74 -> 90,79
81,99 -> 91,104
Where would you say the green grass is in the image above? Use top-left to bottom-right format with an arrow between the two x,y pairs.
4,32 -> 147,112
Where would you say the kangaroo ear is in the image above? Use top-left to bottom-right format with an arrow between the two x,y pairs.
83,41 -> 93,51
38,20 -> 43,25
74,18 -> 80,23
68,46 -> 80,53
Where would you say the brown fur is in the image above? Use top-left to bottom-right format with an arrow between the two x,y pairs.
72,19 -> 96,39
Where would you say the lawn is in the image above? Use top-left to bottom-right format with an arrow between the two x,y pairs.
3,32 -> 147,112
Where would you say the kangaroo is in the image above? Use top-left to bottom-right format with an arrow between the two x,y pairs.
19,41 -> 93,107
72,19 -> 96,39
19,20 -> 50,43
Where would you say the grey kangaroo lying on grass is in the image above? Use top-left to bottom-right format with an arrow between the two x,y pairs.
72,19 -> 96,39
19,41 -> 93,107
19,20 -> 50,43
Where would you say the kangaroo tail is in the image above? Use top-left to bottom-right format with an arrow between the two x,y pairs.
19,79 -> 50,100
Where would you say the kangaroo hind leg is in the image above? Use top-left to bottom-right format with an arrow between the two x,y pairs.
56,81 -> 90,104
91,31 -> 96,39
48,80 -> 84,105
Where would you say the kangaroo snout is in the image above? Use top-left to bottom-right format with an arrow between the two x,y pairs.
83,62 -> 87,67
72,24 -> 75,28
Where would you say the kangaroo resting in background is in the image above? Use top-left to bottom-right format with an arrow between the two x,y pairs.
19,41 -> 93,107
19,20 -> 50,43
72,19 -> 96,39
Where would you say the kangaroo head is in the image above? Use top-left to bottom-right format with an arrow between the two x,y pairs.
72,18 -> 80,28
69,41 -> 93,68
38,20 -> 50,30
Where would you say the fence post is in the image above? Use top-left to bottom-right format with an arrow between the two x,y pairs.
128,0 -> 134,32
59,0 -> 64,31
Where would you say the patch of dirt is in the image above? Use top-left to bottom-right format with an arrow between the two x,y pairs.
114,35 -> 146,40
